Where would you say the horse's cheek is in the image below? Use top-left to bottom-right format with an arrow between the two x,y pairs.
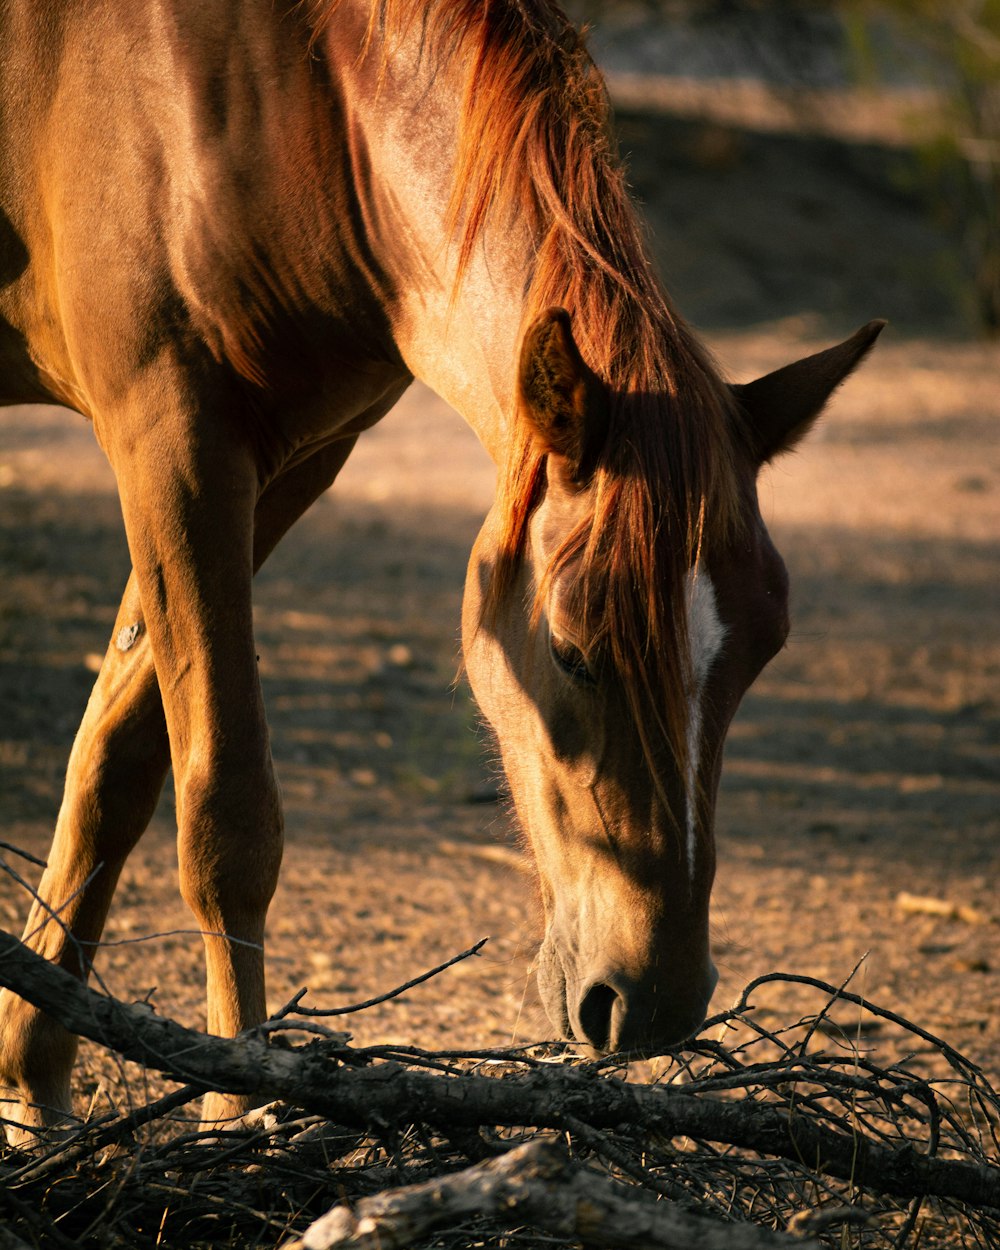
465,639 -> 517,734
530,691 -> 604,789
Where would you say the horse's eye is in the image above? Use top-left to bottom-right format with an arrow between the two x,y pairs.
550,636 -> 595,686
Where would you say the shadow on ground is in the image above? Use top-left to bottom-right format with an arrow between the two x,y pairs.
2,478 -> 995,865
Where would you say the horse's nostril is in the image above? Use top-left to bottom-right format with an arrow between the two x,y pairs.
577,981 -> 620,1052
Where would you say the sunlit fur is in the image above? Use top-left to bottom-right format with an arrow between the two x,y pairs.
319,0 -> 748,795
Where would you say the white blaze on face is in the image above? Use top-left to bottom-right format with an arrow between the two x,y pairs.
685,571 -> 727,880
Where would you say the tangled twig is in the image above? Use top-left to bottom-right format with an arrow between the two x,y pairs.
0,928 -> 998,1249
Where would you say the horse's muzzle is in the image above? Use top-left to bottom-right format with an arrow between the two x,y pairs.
539,943 -> 718,1056
573,965 -> 718,1055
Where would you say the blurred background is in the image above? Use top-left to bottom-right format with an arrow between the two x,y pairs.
574,0 -> 1000,337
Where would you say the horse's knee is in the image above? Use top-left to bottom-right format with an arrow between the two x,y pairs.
176,762 -> 283,929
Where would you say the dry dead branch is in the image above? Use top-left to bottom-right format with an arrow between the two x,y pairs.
895,891 -> 988,926
0,928 -> 997,1207
282,1138 -> 821,1250
1,926 -> 999,1249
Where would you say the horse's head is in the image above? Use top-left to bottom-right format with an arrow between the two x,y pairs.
463,308 -> 883,1056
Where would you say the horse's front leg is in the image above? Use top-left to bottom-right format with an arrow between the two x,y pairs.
0,572 -> 168,1145
0,433 -> 364,1145
100,388 -> 283,1129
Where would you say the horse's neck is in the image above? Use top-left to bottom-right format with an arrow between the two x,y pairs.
327,7 -> 530,463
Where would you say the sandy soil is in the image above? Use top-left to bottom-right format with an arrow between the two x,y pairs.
0,112 -> 998,1118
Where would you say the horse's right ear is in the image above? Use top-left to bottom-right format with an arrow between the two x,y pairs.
733,320 -> 886,464
518,308 -> 608,485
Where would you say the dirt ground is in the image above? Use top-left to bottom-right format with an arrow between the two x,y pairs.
0,107 -> 998,1119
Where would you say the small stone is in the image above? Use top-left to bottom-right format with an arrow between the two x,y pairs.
954,474 -> 990,494
952,957 -> 991,973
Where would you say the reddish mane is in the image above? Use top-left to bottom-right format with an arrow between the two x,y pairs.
318,0 -> 744,782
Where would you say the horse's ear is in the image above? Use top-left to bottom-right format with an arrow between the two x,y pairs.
518,307 -> 608,485
733,320 -> 886,464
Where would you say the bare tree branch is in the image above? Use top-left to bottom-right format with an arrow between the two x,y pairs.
269,937 -> 489,1021
280,1138 -> 823,1250
1,928 -> 998,1213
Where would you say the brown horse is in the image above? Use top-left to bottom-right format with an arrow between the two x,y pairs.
0,0 -> 882,1143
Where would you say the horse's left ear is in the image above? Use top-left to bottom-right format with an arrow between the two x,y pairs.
733,320 -> 886,464
518,307 -> 609,484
